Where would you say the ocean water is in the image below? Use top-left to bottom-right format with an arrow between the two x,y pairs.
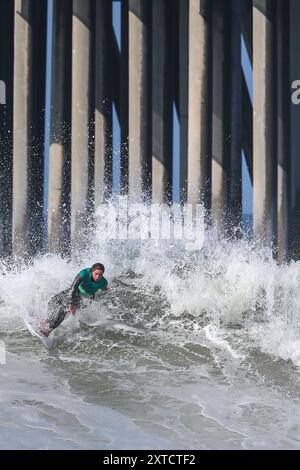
1,201 -> 300,450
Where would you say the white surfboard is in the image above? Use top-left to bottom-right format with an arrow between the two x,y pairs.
24,319 -> 53,349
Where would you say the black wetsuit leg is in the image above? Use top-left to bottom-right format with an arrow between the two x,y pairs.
46,287 -> 90,332
48,307 -> 68,330
47,288 -> 73,330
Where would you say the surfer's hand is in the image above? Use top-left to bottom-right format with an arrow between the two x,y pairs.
69,304 -> 76,315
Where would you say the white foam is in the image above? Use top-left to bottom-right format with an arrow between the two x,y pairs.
2,197 -> 300,448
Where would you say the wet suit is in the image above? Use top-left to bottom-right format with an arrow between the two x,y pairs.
45,268 -> 108,332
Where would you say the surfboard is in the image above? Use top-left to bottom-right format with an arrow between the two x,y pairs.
24,319 -> 53,349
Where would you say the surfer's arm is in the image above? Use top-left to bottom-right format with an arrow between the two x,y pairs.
70,274 -> 81,298
68,273 -> 83,313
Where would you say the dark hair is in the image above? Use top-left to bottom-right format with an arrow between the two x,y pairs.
91,263 -> 105,272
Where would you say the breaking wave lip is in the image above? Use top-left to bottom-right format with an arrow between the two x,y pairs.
1,197 -> 300,371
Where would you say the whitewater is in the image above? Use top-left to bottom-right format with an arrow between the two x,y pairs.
1,199 -> 300,449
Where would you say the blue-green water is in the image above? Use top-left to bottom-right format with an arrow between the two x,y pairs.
1,203 -> 300,450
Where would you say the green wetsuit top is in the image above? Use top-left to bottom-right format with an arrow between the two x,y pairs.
70,267 -> 108,302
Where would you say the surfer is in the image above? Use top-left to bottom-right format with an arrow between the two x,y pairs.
39,263 -> 108,336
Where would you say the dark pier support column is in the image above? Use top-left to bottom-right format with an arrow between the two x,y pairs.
120,0 -> 129,195
152,0 -> 173,204
228,0 -> 242,229
178,0 -> 189,203
94,0 -> 113,207
253,0 -> 277,245
211,0 -> 229,231
242,73 -> 253,184
0,1 -> 14,258
13,0 -> 47,258
289,0 -> 300,259
188,0 -> 212,209
128,0 -> 152,201
241,0 -> 253,63
240,0 -> 253,183
241,0 -> 253,183
277,0 -> 290,263
71,0 -> 93,253
48,0 -> 72,254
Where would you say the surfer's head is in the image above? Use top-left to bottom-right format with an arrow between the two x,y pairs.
91,263 -> 105,281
